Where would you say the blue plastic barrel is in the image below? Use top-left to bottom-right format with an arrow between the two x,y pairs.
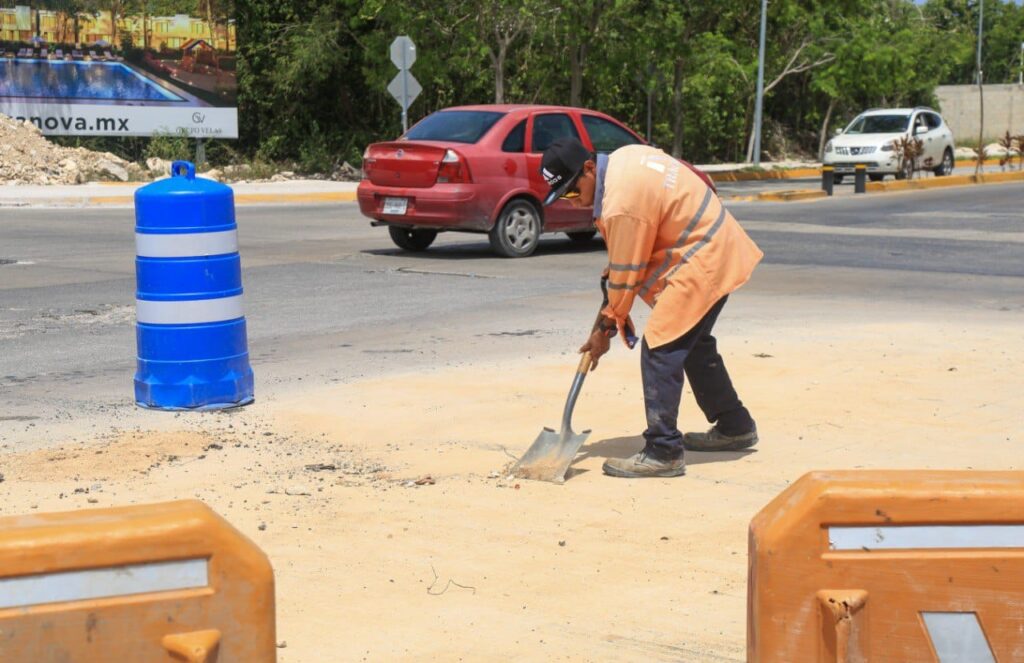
133,161 -> 254,410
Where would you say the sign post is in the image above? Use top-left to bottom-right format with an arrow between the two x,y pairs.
388,36 -> 421,133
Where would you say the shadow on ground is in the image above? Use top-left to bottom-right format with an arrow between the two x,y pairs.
573,435 -> 757,469
362,236 -> 605,260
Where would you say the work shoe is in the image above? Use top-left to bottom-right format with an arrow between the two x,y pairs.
683,426 -> 758,452
602,451 -> 686,478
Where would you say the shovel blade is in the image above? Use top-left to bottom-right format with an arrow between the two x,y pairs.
511,426 -> 591,484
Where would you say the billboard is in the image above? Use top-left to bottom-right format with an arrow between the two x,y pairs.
0,1 -> 237,138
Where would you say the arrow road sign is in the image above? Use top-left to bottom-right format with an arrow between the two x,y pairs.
388,36 -> 418,132
388,72 -> 422,112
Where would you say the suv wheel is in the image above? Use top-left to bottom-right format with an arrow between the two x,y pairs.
388,226 -> 437,252
489,199 -> 541,258
933,148 -> 954,177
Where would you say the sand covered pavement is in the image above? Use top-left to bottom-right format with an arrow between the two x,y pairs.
0,298 -> 1021,661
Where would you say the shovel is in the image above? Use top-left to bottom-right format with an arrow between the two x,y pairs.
511,351 -> 593,484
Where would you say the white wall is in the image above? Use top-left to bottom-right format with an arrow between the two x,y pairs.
936,84 -> 1024,142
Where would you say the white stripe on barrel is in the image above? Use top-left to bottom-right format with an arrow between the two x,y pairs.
136,295 -> 245,325
828,524 -> 1024,551
0,558 -> 208,609
135,230 -> 239,258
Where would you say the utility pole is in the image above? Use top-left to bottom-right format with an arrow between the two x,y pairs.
752,0 -> 768,166
975,0 -> 984,177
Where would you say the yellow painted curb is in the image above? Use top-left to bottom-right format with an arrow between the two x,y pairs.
235,192 -> 358,204
866,169 -> 1024,193
84,191 -> 359,205
757,189 -> 827,202
726,189 -> 827,202
955,157 -> 1015,166
710,167 -> 821,183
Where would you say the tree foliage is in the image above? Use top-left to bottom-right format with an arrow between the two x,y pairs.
30,0 -> 1018,168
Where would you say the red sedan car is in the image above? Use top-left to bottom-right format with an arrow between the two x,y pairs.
358,104 -> 712,258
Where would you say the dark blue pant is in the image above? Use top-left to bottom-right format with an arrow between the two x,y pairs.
641,296 -> 754,460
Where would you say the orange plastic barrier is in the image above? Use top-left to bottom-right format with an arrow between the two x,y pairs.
0,500 -> 275,662
749,471 -> 1024,662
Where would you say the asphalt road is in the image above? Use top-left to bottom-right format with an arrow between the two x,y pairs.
1,182 -> 1022,435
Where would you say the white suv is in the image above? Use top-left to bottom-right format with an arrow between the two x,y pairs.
824,107 -> 955,182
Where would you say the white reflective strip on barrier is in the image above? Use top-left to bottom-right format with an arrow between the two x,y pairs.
136,295 -> 244,325
828,524 -> 1024,550
0,558 -> 208,609
135,230 -> 238,258
921,612 -> 996,663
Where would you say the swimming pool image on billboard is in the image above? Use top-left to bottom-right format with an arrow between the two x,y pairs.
1,59 -> 189,104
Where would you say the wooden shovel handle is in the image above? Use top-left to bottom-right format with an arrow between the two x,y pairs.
576,351 -> 593,375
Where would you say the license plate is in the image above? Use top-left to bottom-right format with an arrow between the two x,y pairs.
382,197 -> 408,215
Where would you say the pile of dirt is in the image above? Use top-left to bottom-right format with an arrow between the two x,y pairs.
0,114 -> 144,184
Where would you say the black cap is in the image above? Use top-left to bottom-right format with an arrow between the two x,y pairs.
540,137 -> 590,206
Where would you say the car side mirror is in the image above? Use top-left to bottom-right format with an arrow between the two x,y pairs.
833,128 -> 843,136
914,125 -> 927,135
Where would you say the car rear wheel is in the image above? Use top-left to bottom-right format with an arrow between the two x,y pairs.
489,199 -> 541,258
566,230 -> 597,243
869,174 -> 885,182
388,226 -> 438,252
933,148 -> 954,176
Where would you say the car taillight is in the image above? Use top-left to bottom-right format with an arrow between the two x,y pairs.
361,148 -> 374,180
436,149 -> 472,184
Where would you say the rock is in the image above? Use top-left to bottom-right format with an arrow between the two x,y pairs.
984,142 -> 1009,157
258,522 -> 267,531
96,159 -> 129,182
276,641 -> 288,649
332,161 -> 360,181
224,163 -> 251,175
285,485 -> 311,496
126,163 -> 149,181
0,472 -> 4,483
58,157 -> 80,178
414,475 -> 436,486
146,157 -> 172,175
0,115 -> 118,184
954,147 -> 977,160
204,168 -> 223,181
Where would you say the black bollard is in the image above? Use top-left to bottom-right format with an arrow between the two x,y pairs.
821,166 -> 834,196
854,164 -> 867,194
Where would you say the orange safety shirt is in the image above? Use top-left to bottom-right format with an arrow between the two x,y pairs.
595,145 -> 763,348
